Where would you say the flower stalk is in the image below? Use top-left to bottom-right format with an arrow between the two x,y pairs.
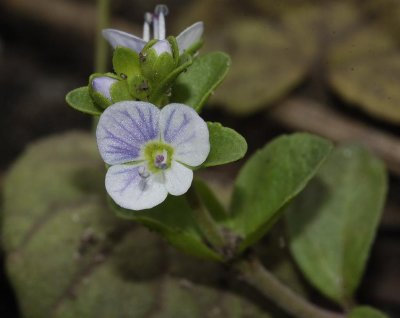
186,186 -> 226,252
235,256 -> 345,318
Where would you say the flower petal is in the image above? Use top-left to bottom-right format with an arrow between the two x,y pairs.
96,101 -> 160,165
176,22 -> 203,53
164,161 -> 193,196
106,164 -> 168,210
102,29 -> 147,52
160,103 -> 210,167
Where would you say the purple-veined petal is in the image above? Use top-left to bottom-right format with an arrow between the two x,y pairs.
102,29 -> 147,52
92,76 -> 118,100
96,101 -> 160,165
106,164 -> 168,210
160,103 -> 210,167
176,22 -> 203,53
164,161 -> 193,196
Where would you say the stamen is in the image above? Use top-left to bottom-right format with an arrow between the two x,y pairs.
143,13 -> 152,41
138,166 -> 150,179
153,16 -> 159,40
154,5 -> 169,40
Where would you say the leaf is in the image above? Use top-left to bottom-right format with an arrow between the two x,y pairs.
2,132 -> 284,318
328,18 -> 400,123
209,20 -> 310,114
171,52 -> 230,112
228,133 -> 332,253
65,87 -> 102,116
349,306 -> 389,318
202,122 -> 247,167
285,145 -> 387,306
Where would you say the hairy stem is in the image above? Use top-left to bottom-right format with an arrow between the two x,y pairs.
235,257 -> 345,318
95,0 -> 110,73
186,186 -> 225,251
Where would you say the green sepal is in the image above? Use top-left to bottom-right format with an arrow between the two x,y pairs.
202,122 -> 247,167
109,79 -> 133,103
140,42 -> 176,85
127,75 -> 151,101
112,47 -> 141,79
65,86 -> 102,116
167,36 -> 180,66
149,54 -> 193,106
171,52 -> 231,112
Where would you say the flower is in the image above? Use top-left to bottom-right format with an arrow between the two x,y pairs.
102,5 -> 203,55
96,101 -> 210,210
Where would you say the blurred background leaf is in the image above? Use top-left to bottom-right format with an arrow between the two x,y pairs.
2,132 -> 288,318
348,306 -> 389,318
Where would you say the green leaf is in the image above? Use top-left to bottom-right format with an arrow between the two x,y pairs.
112,47 -> 140,78
202,122 -> 247,167
349,306 -> 389,318
2,132 -> 284,318
285,145 -> 387,306
228,133 -> 332,253
65,87 -> 102,116
171,52 -> 230,112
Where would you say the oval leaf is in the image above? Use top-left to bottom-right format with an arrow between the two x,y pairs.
209,20 -> 310,115
228,133 -> 333,253
65,87 -> 101,116
328,24 -> 400,123
2,132 -> 282,318
202,122 -> 247,167
285,145 -> 387,305
171,51 -> 230,112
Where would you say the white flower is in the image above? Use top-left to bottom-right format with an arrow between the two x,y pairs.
96,101 -> 210,210
102,5 -> 203,55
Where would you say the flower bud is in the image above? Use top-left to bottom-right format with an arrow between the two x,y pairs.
140,40 -> 176,84
89,75 -> 118,109
92,76 -> 118,100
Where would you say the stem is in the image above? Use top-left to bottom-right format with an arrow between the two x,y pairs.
235,257 -> 345,318
186,186 -> 225,251
95,0 -> 110,73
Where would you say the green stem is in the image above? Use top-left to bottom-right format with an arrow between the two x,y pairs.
235,257 -> 345,318
186,186 -> 225,252
95,0 -> 111,73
